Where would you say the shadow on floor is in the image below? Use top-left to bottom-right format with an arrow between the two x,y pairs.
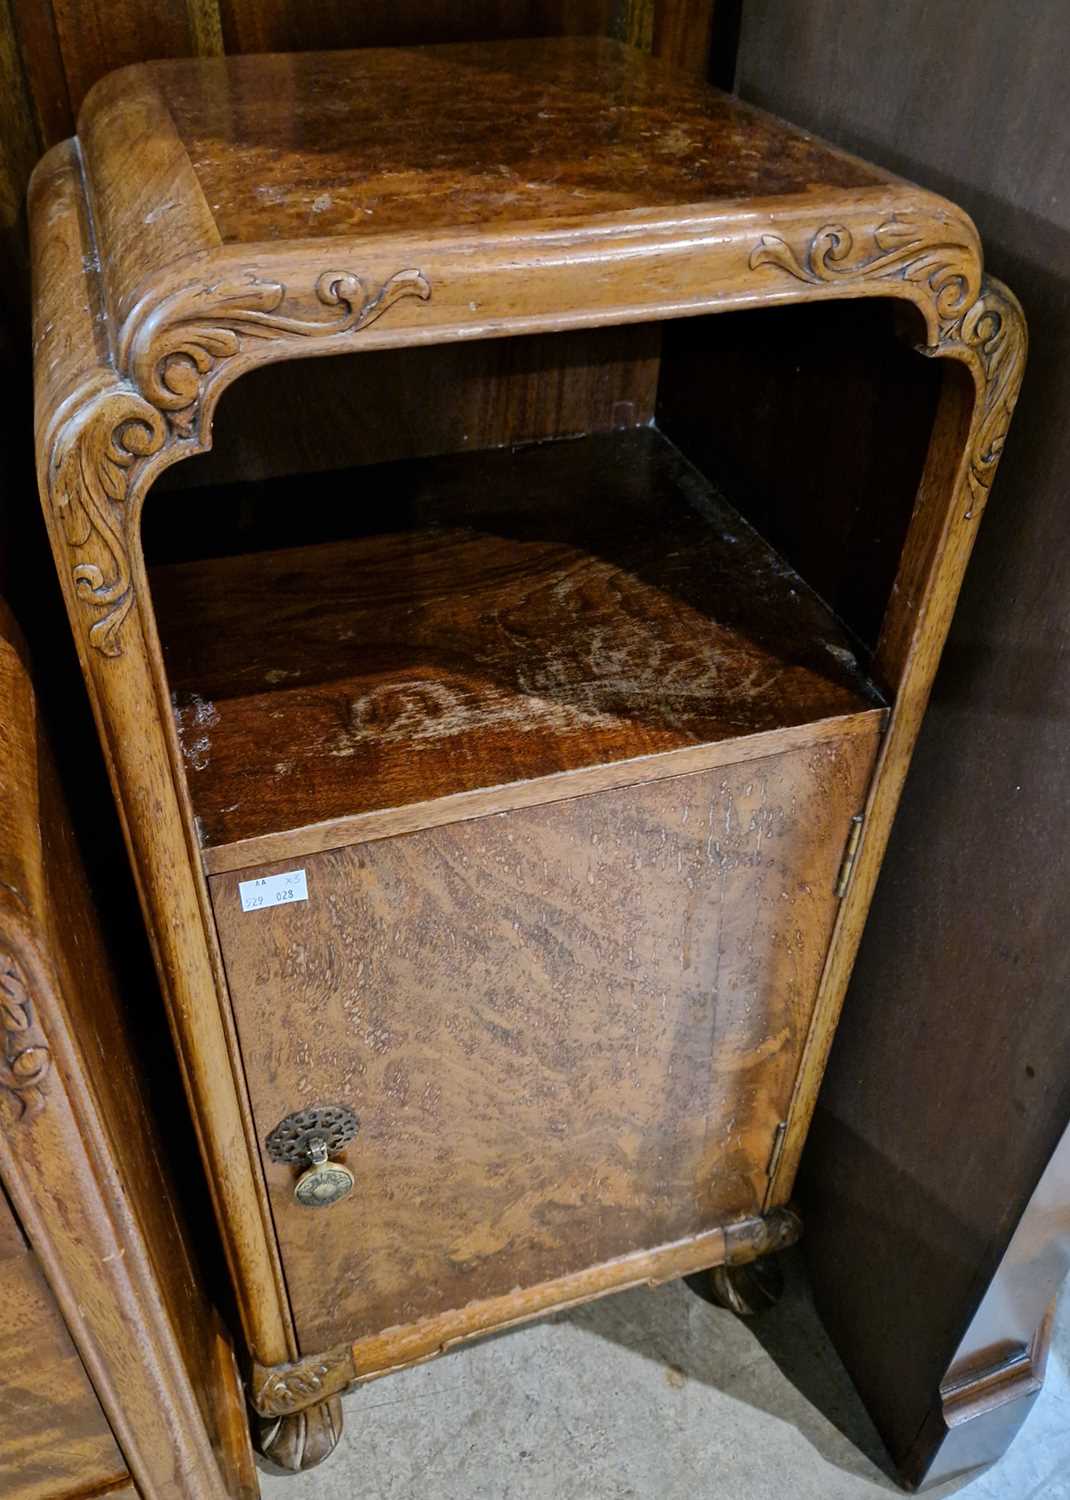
557,1248 -> 907,1491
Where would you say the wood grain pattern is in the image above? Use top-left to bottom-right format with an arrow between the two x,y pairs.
197,712 -> 884,878
652,0 -> 714,73
18,0 -> 211,126
0,1188 -> 127,1500
151,428 -> 884,859
211,737 -> 878,1355
31,35 -> 1023,1445
144,38 -> 883,249
0,604 -> 257,1497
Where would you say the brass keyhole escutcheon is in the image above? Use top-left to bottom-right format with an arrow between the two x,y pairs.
266,1104 -> 359,1210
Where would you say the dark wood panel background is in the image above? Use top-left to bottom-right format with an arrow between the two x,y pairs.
733,0 -> 1070,1481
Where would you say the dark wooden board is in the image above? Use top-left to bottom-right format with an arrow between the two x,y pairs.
218,0 -> 621,55
142,37 -> 884,248
656,298 -> 942,651
158,322 -> 662,492
734,0 -> 1070,1483
150,427 -> 884,857
210,734 -> 879,1355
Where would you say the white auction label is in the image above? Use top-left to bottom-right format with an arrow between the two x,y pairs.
239,869 -> 308,912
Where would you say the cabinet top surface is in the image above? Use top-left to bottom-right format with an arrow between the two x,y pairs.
83,37 -> 890,249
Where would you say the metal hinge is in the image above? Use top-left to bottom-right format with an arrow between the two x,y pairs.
766,1120 -> 787,1182
835,813 -> 865,899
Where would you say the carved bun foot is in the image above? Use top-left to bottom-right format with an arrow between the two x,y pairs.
254,1395 -> 343,1473
685,1205 -> 801,1316
706,1254 -> 785,1316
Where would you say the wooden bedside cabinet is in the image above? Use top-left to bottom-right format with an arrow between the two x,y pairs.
30,38 -> 1024,1471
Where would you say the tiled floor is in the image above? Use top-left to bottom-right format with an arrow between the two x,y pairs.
260,1255 -> 1069,1499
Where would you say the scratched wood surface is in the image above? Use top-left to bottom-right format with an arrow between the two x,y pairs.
151,428 -> 885,861
30,26 -> 1024,1457
140,37 -> 883,249
210,734 -> 879,1354
0,1190 -> 127,1500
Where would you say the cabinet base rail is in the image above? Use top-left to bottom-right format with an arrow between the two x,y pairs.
249,1205 -> 801,1421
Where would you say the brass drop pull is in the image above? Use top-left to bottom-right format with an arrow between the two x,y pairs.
266,1104 -> 359,1209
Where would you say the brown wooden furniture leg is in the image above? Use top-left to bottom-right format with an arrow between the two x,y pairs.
701,1206 -> 801,1316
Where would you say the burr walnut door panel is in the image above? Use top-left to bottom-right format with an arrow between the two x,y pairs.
211,735 -> 878,1354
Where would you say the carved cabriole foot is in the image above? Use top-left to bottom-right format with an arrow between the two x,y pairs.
254,1395 -> 344,1473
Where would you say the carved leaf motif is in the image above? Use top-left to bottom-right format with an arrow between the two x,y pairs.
253,1344 -> 356,1416
0,954 -> 50,1121
54,266 -> 431,654
950,280 -> 1027,518
749,215 -> 981,328
50,391 -> 167,656
750,219 -> 1026,523
127,268 -> 431,437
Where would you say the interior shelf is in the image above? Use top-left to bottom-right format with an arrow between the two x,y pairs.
150,426 -> 886,867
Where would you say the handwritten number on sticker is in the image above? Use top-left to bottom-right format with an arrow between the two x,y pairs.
238,869 -> 309,912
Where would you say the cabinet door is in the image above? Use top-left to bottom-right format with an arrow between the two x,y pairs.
211,735 -> 877,1356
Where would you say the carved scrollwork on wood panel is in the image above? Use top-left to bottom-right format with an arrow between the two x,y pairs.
749,216 -> 1026,521
50,391 -> 168,656
0,953 -> 50,1121
123,267 -> 431,439
938,275 -> 1026,519
749,215 -> 983,330
51,267 -> 431,656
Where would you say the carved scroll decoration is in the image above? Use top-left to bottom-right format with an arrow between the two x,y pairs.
123,268 -> 431,439
50,268 -> 431,655
51,391 -> 168,656
945,276 -> 1026,518
750,216 -> 982,329
0,953 -> 50,1120
251,1343 -> 357,1418
750,216 -> 1026,519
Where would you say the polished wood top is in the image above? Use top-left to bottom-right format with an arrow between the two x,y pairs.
135,38 -> 885,246
55,35 -> 972,380
150,428 -> 885,862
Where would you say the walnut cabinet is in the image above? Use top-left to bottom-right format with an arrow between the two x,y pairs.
29,38 -> 1025,1471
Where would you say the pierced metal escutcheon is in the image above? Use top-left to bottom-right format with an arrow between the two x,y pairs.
266,1105 -> 359,1209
